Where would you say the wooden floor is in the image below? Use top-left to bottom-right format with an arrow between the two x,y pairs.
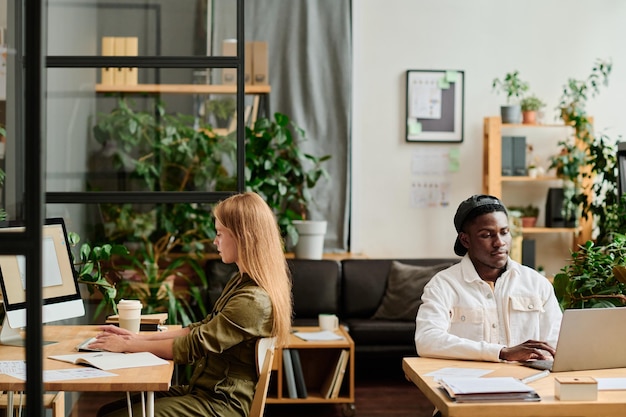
70,356 -> 435,417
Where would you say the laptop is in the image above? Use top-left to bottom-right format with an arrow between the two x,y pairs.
523,307 -> 626,372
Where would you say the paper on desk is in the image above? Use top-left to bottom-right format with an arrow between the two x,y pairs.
293,330 -> 345,341
425,367 -> 493,379
597,378 -> 626,390
3,367 -> 116,382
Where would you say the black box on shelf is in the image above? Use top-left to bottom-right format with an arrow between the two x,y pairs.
545,188 -> 576,227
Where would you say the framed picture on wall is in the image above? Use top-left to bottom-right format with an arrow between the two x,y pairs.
405,69 -> 465,143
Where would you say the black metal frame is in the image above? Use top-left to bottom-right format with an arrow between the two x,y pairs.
0,1 -> 246,413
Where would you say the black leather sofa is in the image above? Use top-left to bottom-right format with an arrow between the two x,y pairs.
204,257 -> 458,360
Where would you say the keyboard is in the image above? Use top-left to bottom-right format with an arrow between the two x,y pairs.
75,337 -> 105,352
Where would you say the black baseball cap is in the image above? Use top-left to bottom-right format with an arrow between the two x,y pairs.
453,194 -> 507,256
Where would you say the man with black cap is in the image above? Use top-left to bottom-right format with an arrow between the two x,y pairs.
415,194 -> 562,364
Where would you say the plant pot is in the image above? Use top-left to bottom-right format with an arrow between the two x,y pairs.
292,220 -> 327,260
500,105 -> 521,124
522,110 -> 537,125
521,217 -> 538,228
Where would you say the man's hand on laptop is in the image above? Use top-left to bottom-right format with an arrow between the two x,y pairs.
499,339 -> 556,362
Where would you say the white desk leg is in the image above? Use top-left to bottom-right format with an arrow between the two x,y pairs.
6,391 -> 13,417
126,391 -> 133,417
146,391 -> 154,417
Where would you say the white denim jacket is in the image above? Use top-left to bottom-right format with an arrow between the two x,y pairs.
414,256 -> 562,362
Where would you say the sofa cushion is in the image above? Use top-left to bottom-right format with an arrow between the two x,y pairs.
372,261 -> 455,321
343,318 -> 416,346
288,259 -> 341,320
341,259 -> 458,318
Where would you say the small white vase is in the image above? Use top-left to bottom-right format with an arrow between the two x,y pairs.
292,220 -> 327,260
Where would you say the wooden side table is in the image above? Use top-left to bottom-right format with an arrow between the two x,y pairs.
267,326 -> 355,416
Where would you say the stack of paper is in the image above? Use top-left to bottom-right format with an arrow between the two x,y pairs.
437,376 -> 541,403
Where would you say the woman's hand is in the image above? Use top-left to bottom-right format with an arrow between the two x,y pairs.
499,339 -> 556,362
88,325 -> 138,353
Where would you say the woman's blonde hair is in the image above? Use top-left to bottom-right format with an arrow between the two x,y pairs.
213,192 -> 293,346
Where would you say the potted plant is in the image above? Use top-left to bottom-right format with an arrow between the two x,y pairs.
244,112 -> 331,258
87,98 -> 233,324
520,95 -> 545,125
492,70 -> 529,123
204,96 -> 236,129
549,58 -> 615,238
553,234 -> 626,309
508,204 -> 540,228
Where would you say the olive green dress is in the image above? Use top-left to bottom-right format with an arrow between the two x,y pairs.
98,272 -> 273,417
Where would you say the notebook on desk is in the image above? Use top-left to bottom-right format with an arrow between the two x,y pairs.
522,307 -> 626,372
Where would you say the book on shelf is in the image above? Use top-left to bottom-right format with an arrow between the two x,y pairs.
48,351 -> 168,371
437,376 -> 541,403
320,349 -> 349,399
282,348 -> 298,399
105,313 -> 168,331
330,349 -> 349,399
289,349 -> 308,398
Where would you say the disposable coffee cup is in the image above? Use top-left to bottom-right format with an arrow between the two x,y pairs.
319,313 -> 339,331
117,299 -> 142,333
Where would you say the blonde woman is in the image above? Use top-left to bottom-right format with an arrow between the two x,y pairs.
94,192 -> 293,417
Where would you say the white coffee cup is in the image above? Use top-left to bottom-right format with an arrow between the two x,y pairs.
319,313 -> 339,331
117,299 -> 142,333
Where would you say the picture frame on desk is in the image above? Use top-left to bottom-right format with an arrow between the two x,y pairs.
405,69 -> 465,143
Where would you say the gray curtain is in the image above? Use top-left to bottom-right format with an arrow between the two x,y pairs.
214,0 -> 351,252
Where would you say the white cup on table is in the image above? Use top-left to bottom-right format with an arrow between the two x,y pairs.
318,313 -> 339,331
117,299 -> 142,333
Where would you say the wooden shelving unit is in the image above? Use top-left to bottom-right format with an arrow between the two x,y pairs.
267,326 -> 355,416
95,83 -> 271,95
482,116 -> 590,250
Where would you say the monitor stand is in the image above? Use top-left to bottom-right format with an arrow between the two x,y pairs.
0,316 -> 56,346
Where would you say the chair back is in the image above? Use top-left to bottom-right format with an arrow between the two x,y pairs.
249,337 -> 276,417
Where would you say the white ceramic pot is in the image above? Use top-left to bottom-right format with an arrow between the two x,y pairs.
292,220 -> 327,259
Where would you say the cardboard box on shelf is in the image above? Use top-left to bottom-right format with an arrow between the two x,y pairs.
252,41 -> 268,85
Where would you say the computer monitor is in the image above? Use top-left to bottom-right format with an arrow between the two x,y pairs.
618,142 -> 626,200
0,218 -> 85,346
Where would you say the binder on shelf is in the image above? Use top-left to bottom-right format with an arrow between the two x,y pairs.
101,36 -> 115,86
124,37 -> 139,86
282,348 -> 298,399
501,136 -> 514,176
113,37 -> 126,86
512,136 -> 527,176
330,350 -> 349,399
289,349 -> 308,399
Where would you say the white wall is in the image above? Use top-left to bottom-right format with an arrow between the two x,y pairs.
352,0 -> 626,274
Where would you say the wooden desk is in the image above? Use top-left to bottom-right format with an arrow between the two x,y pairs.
0,325 -> 175,417
403,356 -> 626,417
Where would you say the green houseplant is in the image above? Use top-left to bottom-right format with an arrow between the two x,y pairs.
244,112 -> 331,248
87,98 -> 233,324
508,204 -> 539,228
520,94 -> 545,125
492,70 -> 529,123
553,234 -> 626,309
548,58 -> 616,240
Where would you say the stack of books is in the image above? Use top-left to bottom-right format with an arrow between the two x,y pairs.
105,313 -> 167,332
437,376 -> 541,403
